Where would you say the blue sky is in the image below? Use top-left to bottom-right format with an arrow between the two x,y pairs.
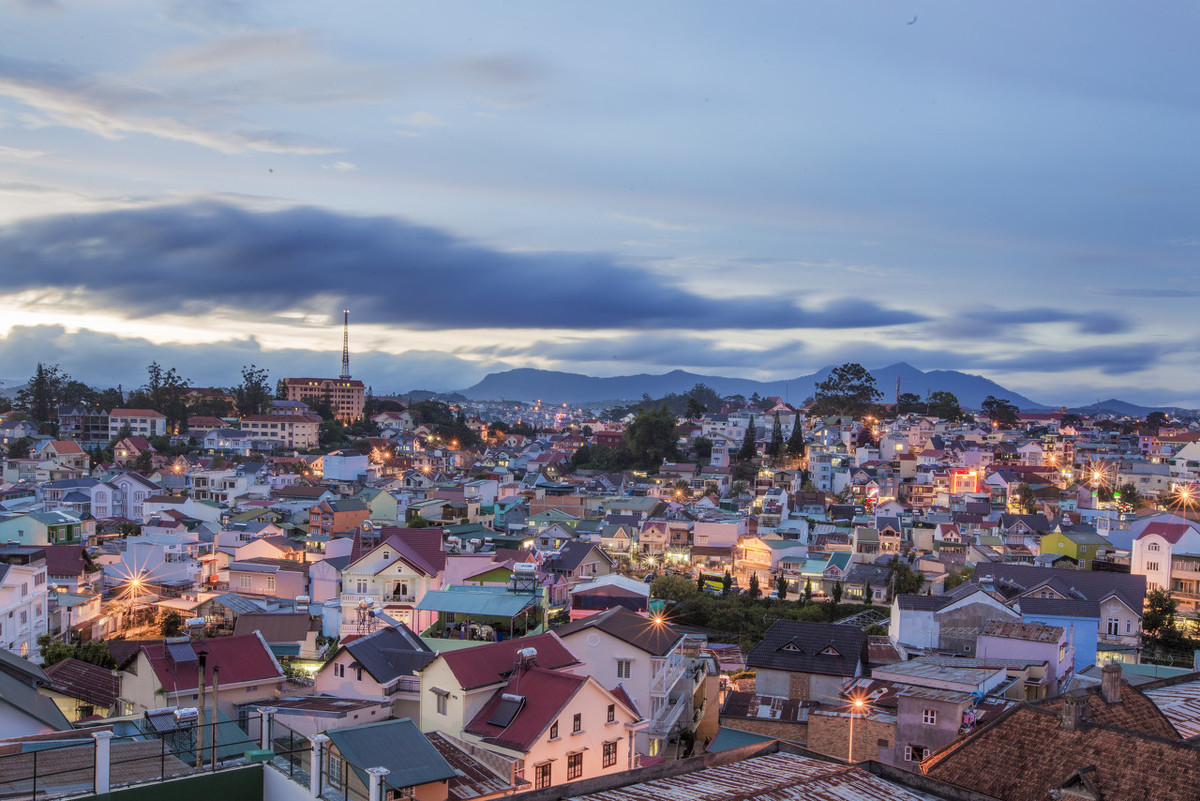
0,1 -> 1197,406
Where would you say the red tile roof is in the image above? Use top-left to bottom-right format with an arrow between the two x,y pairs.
42,658 -> 120,707
440,632 -> 580,690
41,545 -> 93,578
464,665 -> 587,753
138,633 -> 283,694
1138,522 -> 1199,544
110,409 -> 166,418
375,528 -> 447,576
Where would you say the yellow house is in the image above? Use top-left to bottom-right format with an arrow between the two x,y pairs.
1038,530 -> 1109,569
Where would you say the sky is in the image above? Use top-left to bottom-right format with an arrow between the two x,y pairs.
0,1 -> 1197,407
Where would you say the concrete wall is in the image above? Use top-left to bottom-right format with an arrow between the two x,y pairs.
806,711 -> 894,764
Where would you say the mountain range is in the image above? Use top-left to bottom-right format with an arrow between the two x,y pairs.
455,363 -> 1051,410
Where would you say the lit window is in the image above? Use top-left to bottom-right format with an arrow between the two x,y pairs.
567,752 -> 583,780
603,741 -> 618,768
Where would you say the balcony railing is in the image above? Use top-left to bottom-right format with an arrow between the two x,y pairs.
645,694 -> 690,738
650,656 -> 688,696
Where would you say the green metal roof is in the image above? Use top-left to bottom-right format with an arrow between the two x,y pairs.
416,585 -> 539,617
325,718 -> 457,792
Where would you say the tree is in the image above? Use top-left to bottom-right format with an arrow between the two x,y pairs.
37,635 -> 115,669
138,362 -> 189,433
722,571 -> 733,596
1146,411 -> 1168,429
832,580 -> 843,606
233,364 -> 272,416
864,582 -> 873,605
15,363 -> 71,426
729,480 -> 750,498
748,572 -> 761,598
980,395 -> 1019,428
786,420 -> 805,461
691,436 -> 714,461
945,566 -> 974,591
1011,483 -> 1036,514
407,514 -> 433,528
160,610 -> 185,637
4,436 -> 32,460
697,573 -> 706,593
775,574 -> 788,600
623,404 -> 680,469
810,363 -> 882,419
767,412 -> 783,458
804,580 -> 814,604
738,416 -> 757,461
896,392 -> 923,414
651,574 -> 699,602
1143,588 -> 1181,646
927,391 -> 964,421
1115,482 -> 1141,509
685,396 -> 706,420
887,558 -> 925,598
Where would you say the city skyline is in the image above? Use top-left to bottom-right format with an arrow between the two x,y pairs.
1,2 -> 1198,405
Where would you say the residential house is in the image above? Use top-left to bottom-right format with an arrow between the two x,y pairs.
321,718 -> 458,801
747,620 -> 868,704
554,606 -> 701,757
1039,528 -> 1110,569
315,622 -> 435,719
0,511 -> 85,546
0,648 -> 72,736
976,620 -> 1074,696
310,498 -> 370,538
542,542 -> 614,586
339,528 -> 446,637
41,657 -> 121,722
1131,520 -> 1200,613
0,546 -> 50,660
116,632 -> 284,717
226,558 -> 309,600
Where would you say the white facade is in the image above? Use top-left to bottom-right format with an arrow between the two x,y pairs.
0,557 -> 49,660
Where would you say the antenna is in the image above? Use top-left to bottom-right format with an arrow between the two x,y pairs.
340,309 -> 351,379
895,376 -> 901,408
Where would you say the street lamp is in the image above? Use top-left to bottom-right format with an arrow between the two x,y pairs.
847,697 -> 866,763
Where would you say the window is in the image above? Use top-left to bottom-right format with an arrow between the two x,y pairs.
1126,619 -> 1133,634
573,713 -> 582,733
239,575 -> 252,589
1149,543 -> 1161,552
549,721 -> 559,739
904,745 -> 927,762
436,693 -> 447,715
535,763 -> 551,790
333,663 -> 345,678
567,752 -> 583,780
1107,618 -> 1120,636
616,659 -> 631,679
329,756 -> 343,784
922,708 -> 937,725
603,741 -> 618,768
266,575 -> 275,591
1147,562 -> 1160,572
607,704 -> 616,723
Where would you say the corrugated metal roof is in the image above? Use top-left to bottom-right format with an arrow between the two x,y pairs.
567,752 -> 927,801
1144,680 -> 1200,739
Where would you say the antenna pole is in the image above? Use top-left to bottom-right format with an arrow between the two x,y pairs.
340,309 -> 351,379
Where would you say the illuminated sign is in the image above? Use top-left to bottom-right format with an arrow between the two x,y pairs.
951,469 -> 979,495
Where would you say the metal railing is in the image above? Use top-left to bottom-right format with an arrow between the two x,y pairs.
0,711 -> 309,800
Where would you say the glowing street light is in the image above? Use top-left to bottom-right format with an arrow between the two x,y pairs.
847,694 -> 868,763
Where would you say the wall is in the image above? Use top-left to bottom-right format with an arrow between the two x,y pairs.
86,765 -> 263,801
806,711 -> 894,764
717,715 -> 807,744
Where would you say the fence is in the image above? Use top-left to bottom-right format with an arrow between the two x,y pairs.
0,709 -> 306,800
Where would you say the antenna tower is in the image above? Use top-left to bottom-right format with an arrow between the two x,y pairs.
896,376 -> 901,407
340,309 -> 351,379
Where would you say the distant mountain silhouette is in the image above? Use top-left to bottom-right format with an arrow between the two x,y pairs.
1066,398 -> 1188,418
454,362 -> 1051,410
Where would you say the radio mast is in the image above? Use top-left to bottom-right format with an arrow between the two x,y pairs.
340,309 -> 351,379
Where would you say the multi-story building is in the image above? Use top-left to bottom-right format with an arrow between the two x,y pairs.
0,546 -> 50,660
1132,519 -> 1200,614
338,528 -> 446,637
238,413 -> 322,449
56,407 -> 110,450
555,606 -> 705,758
107,409 -> 167,439
282,377 -> 365,422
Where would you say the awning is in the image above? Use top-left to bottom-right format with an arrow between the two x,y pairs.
416,587 -> 539,618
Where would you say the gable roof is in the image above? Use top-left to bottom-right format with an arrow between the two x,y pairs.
136,633 -> 283,693
439,632 -> 580,690
554,606 -> 683,657
1138,521 -> 1200,544
746,620 -> 868,678
463,665 -> 589,753
326,718 -> 457,792
338,623 -> 435,683
369,528 -> 447,576
544,540 -> 614,573
41,657 -> 120,708
232,612 -> 315,643
973,562 -> 1146,614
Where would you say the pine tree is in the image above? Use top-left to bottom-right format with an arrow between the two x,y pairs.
748,572 -> 761,598
776,574 -> 788,600
768,412 -> 783,458
787,419 -> 806,461
739,415 -> 757,460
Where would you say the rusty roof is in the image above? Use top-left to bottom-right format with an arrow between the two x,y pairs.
567,752 -> 928,801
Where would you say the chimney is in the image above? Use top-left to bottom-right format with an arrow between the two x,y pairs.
1060,692 -> 1086,732
1101,662 -> 1122,704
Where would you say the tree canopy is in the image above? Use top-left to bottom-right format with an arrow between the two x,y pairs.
623,404 -> 680,468
810,363 -> 882,419
980,395 -> 1019,428
233,364 -> 272,416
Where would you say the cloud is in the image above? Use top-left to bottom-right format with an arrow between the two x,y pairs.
929,306 -> 1132,338
476,334 -> 806,373
323,161 -> 357,172
0,199 -> 927,332
0,54 -> 339,155
0,144 -> 45,160
609,213 -> 698,232
0,325 -> 489,394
